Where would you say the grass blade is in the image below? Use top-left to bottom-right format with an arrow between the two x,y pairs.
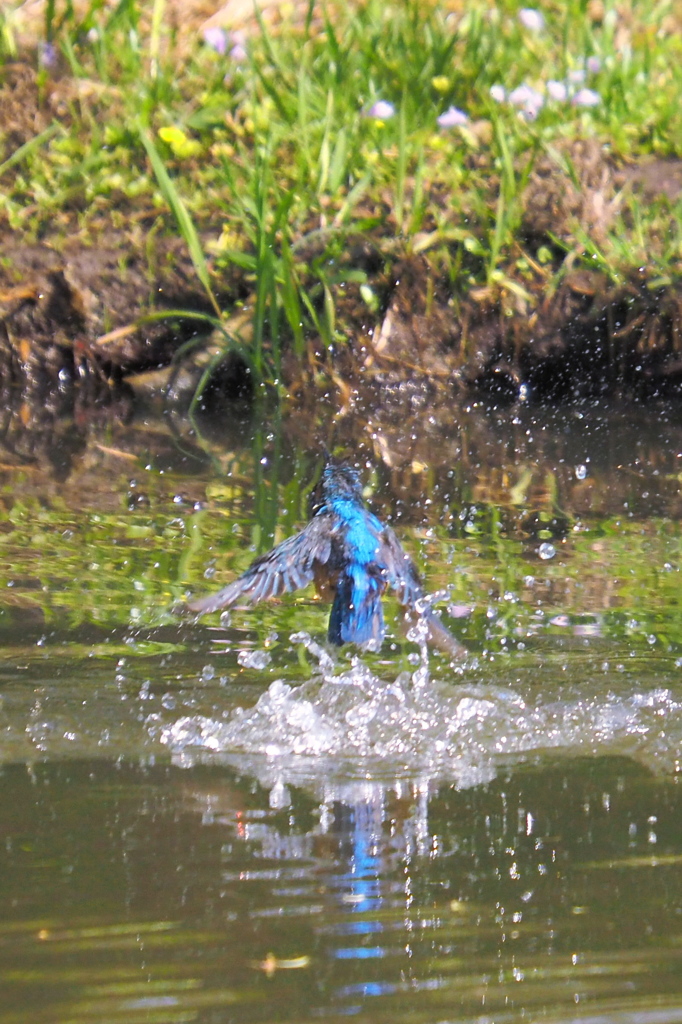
0,123 -> 63,178
137,122 -> 221,317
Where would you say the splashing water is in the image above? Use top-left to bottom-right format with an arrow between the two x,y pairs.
157,630 -> 682,791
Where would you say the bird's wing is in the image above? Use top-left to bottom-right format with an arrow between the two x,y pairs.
378,526 -> 425,607
187,514 -> 335,615
379,526 -> 467,660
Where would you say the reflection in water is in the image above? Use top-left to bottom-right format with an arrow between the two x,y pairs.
178,758 -> 682,1020
3,755 -> 682,1023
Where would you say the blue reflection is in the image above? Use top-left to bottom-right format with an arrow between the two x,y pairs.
336,981 -> 397,998
334,945 -> 386,959
334,919 -> 384,935
323,793 -> 394,963
335,797 -> 384,912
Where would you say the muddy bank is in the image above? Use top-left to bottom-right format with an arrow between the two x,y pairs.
0,232 -> 244,389
4,227 -> 682,409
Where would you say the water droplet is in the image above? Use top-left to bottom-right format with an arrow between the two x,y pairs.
538,542 -> 555,560
237,650 -> 271,670
269,780 -> 291,809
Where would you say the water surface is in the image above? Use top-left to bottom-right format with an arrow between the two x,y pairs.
2,396 -> 682,1023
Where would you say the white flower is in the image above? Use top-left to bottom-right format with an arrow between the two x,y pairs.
546,80 -> 568,102
518,8 -> 545,31
572,87 -> 601,107
489,84 -> 506,103
367,100 -> 395,120
437,106 -> 469,128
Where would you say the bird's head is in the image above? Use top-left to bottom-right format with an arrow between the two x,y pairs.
320,461 -> 364,504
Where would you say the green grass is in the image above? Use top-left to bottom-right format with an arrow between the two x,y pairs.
2,0 -> 682,381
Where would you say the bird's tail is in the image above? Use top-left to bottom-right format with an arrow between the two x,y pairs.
328,569 -> 384,646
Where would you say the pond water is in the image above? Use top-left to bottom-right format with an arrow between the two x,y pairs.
2,392 -> 682,1023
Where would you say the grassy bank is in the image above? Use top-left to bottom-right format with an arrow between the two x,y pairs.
2,0 -> 682,389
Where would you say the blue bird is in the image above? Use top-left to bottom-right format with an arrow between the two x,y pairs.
187,462 -> 466,659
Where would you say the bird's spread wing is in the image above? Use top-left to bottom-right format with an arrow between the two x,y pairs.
378,526 -> 424,607
187,514 -> 334,615
379,526 -> 467,660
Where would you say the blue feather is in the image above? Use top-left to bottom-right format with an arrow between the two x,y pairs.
329,567 -> 385,645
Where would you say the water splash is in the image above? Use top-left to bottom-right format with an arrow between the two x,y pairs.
157,633 -> 682,790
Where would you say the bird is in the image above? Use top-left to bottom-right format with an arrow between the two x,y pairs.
186,462 -> 467,659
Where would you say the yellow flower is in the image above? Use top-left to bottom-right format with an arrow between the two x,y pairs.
158,126 -> 201,159
431,76 -> 450,93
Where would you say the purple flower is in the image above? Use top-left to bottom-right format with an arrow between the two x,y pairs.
572,87 -> 601,107
203,26 -> 228,55
509,83 -> 544,119
228,30 -> 248,63
39,41 -> 58,69
586,55 -> 602,74
518,8 -> 545,31
437,106 -> 469,128
230,42 -> 248,62
568,68 -> 586,84
509,83 -> 538,106
367,100 -> 395,120
546,79 -> 568,102
489,84 -> 506,103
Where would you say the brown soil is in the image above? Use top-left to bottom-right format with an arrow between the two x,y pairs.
332,252 -> 682,404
